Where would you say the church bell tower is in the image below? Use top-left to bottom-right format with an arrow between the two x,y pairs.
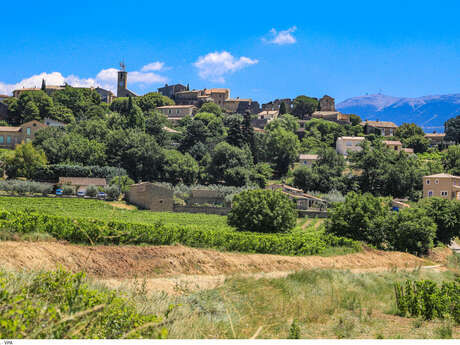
117,62 -> 128,97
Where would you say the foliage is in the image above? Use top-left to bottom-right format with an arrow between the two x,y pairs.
292,95 -> 318,119
161,150 -> 199,185
228,189 -> 297,233
418,197 -> 460,245
86,185 -> 97,197
265,126 -> 300,176
0,180 -> 53,195
0,209 -> 360,256
110,175 -> 134,193
199,102 -> 222,116
395,123 -> 425,140
0,268 -> 167,338
104,185 -> 121,201
403,135 -> 430,154
32,164 -> 126,182
265,114 -> 299,133
445,115 -> 460,144
441,145 -> 460,175
394,279 -> 460,322
136,92 -> 174,113
7,91 -> 53,124
52,86 -> 102,120
62,185 -> 74,195
5,142 -> 47,179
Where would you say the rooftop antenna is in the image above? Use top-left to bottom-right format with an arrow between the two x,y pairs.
119,60 -> 126,71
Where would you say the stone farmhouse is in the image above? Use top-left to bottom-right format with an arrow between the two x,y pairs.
382,140 -> 403,152
361,120 -> 398,136
298,154 -> 319,167
423,173 -> 460,200
156,105 -> 197,121
0,120 -> 47,149
266,184 -> 328,215
58,177 -> 107,194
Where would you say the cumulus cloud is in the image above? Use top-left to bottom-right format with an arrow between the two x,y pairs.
141,61 -> 165,72
0,61 -> 168,95
194,51 -> 258,83
263,26 -> 297,45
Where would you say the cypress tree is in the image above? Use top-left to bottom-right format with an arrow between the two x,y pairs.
41,79 -> 46,91
279,102 -> 287,115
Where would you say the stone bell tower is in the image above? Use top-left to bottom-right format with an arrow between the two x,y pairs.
117,62 -> 128,97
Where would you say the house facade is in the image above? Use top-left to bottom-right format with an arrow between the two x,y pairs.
299,154 -> 319,167
58,177 -> 107,194
362,120 -> 398,136
383,140 -> 403,152
336,136 -> 365,156
156,105 -> 197,119
423,173 -> 460,200
0,120 -> 47,149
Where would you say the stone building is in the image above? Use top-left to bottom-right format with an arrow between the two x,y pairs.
336,136 -> 365,156
58,177 -> 107,194
0,120 -> 47,149
261,98 -> 293,112
158,84 -> 188,100
117,65 -> 137,98
204,88 -> 230,107
175,90 -> 212,107
319,95 -> 335,111
156,105 -> 197,120
361,120 -> 398,136
423,173 -> 460,200
311,111 -> 350,123
299,154 -> 319,167
94,87 -> 115,103
383,140 -> 403,152
127,182 -> 174,211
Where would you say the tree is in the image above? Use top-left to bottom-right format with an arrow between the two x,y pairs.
145,111 -> 169,146
419,198 -> 460,245
207,142 -> 253,185
242,110 -> 255,159
292,96 -> 318,119
5,142 -> 47,179
442,145 -> 460,175
325,192 -> 390,247
110,175 -> 134,193
445,115 -> 460,144
265,126 -> 300,176
349,114 -> 362,126
136,92 -> 174,113
199,102 -> 222,116
279,102 -> 287,115
52,86 -> 101,120
265,114 -> 299,132
9,91 -> 54,123
395,123 -> 425,140
41,79 -> 46,91
228,189 -> 297,233
161,150 -> 199,185
403,135 -> 429,153
226,115 -> 245,148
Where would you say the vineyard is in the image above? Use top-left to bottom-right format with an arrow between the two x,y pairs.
0,207 -> 360,256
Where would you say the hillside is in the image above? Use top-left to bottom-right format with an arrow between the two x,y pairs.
337,93 -> 460,132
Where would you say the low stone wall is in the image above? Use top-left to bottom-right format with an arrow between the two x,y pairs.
174,205 -> 231,215
297,210 -> 328,218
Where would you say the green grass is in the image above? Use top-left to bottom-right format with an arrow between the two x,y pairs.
108,266 -> 460,339
0,196 -> 232,232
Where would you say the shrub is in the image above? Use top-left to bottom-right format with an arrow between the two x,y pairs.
228,189 -> 297,233
105,185 -> 120,201
31,164 -> 126,182
86,185 -> 97,197
418,197 -> 460,245
62,185 -> 74,195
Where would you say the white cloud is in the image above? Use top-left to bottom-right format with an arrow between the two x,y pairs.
0,63 -> 168,95
194,51 -> 258,83
264,26 -> 297,45
141,61 -> 165,72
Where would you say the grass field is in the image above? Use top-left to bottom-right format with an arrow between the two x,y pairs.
102,264 -> 460,339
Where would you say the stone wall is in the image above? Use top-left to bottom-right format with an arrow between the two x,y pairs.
188,189 -> 226,206
127,183 -> 174,211
174,205 -> 231,215
297,210 -> 328,218
319,95 -> 335,111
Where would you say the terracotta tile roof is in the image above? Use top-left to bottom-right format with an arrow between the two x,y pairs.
299,154 -> 319,160
0,126 -> 20,132
361,120 -> 398,128
383,140 -> 402,146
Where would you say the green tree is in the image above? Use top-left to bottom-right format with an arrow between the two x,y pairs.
419,198 -> 460,245
161,150 -> 199,185
403,135 -> 430,154
292,95 -> 319,119
265,114 -> 299,132
199,102 -> 222,116
279,102 -> 287,115
445,115 -> 460,144
52,86 -> 101,119
265,126 -> 300,176
395,123 -> 425,140
9,91 -> 54,123
349,114 -> 362,126
442,145 -> 460,175
110,175 -> 134,193
228,189 -> 297,233
136,92 -> 174,112
226,115 -> 245,148
5,142 -> 47,179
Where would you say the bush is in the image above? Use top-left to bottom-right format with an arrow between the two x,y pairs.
86,185 -> 97,197
228,189 -> 297,233
418,198 -> 460,245
0,268 -> 167,338
62,185 -> 74,195
105,185 -> 120,201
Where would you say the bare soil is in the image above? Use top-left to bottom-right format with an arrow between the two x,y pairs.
0,241 -> 439,294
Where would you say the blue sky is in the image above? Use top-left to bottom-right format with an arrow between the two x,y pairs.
1,0 -> 460,103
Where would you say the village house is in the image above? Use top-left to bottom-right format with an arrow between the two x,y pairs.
424,133 -> 453,147
58,177 -> 107,194
261,99 -> 292,112
336,136 -> 365,156
0,120 -> 47,149
423,173 -> 460,200
266,184 -> 328,211
158,83 -> 188,100
299,154 -> 319,167
383,140 -> 403,152
361,120 -> 398,136
156,105 -> 197,120
204,88 -> 230,107
311,95 -> 351,124
252,110 -> 278,128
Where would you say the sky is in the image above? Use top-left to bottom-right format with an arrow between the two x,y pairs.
1,0 -> 460,103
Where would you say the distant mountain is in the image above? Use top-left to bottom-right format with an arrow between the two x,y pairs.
336,93 -> 460,132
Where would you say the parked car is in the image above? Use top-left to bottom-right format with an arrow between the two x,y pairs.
55,188 -> 63,196
77,191 -> 85,197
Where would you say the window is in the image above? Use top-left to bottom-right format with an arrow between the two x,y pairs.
435,179 -> 439,184
168,109 -> 171,114
441,191 -> 448,197
428,190 -> 433,197
346,142 -> 353,147
26,127 -> 31,136
6,136 -> 11,144
426,180 -> 430,185
176,109 -> 179,114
